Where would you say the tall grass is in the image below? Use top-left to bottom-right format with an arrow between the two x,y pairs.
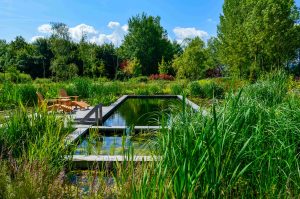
0,106 -> 76,198
115,72 -> 300,198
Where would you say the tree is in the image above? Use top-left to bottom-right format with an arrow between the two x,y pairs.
123,57 -> 142,77
206,37 -> 222,70
0,40 -> 7,73
33,38 -> 53,78
158,57 -> 174,75
173,37 -> 207,80
218,0 -> 300,78
49,23 -> 79,80
120,13 -> 174,76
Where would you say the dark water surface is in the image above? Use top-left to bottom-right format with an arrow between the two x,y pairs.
75,131 -> 155,155
103,98 -> 181,126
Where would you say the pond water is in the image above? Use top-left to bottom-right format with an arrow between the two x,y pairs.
75,130 -> 156,156
103,97 -> 181,126
75,97 -> 182,156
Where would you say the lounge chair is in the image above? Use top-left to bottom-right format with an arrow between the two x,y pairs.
36,92 -> 60,111
59,89 -> 90,110
36,92 -> 74,113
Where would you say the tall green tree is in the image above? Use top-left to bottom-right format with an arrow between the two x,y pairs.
120,13 -> 174,75
173,37 -> 207,80
49,23 -> 78,80
33,38 -> 53,78
218,0 -> 300,78
0,40 -> 8,73
206,37 -> 222,70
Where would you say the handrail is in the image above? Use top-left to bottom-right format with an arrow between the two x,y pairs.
79,104 -> 103,125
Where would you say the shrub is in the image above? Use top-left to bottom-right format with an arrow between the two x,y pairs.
129,76 -> 148,83
97,77 -> 110,83
149,74 -> 175,81
170,83 -> 184,95
0,73 -> 32,83
202,82 -> 225,99
34,78 -> 52,84
188,81 -> 205,97
73,77 -> 92,98
17,84 -> 37,106
18,73 -> 32,83
148,85 -> 161,95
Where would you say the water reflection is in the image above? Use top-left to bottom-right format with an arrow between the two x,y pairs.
103,98 -> 181,126
75,133 -> 154,156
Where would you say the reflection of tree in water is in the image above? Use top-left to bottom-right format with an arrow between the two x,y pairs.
116,98 -> 181,126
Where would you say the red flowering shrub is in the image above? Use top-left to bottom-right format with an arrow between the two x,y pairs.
149,74 -> 175,81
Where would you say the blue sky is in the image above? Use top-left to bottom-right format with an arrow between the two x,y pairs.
1,0 -> 300,45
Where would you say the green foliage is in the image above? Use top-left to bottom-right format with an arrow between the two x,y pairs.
173,37 -> 207,80
123,58 -> 142,77
122,73 -> 300,198
188,81 -> 205,97
17,84 -> 37,106
218,0 -> 300,78
170,83 -> 185,95
50,57 -> 78,81
128,76 -> 148,83
0,107 -> 74,198
206,37 -> 222,70
0,72 -> 32,83
73,77 -> 92,98
34,78 -> 52,84
158,57 -> 174,75
120,13 -> 178,75
201,81 -> 225,99
243,71 -> 288,106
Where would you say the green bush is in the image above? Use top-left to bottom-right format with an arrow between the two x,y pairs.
17,84 -> 37,106
18,73 -> 32,83
97,77 -> 110,83
34,78 -> 52,84
129,76 -> 148,83
148,85 -> 161,95
244,71 -> 288,107
0,73 -> 32,83
188,81 -> 205,97
170,83 -> 184,95
202,82 -> 225,99
73,77 -> 92,98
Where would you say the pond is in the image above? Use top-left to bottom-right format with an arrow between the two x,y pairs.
75,130 -> 156,156
75,97 -> 184,156
103,97 -> 181,126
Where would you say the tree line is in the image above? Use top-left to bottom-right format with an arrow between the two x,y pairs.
1,0 -> 300,81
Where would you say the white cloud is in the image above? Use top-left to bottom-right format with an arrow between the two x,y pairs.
38,24 -> 52,34
35,21 -> 128,46
108,21 -> 120,29
90,21 -> 128,46
173,27 -> 209,43
122,24 -> 129,32
30,35 -> 44,42
69,24 -> 98,41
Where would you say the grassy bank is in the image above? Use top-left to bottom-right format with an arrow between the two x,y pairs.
0,77 -> 246,111
1,72 -> 300,198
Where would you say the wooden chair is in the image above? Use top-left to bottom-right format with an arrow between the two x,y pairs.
59,89 -> 90,110
36,92 -> 74,113
59,89 -> 79,101
36,92 -> 60,111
